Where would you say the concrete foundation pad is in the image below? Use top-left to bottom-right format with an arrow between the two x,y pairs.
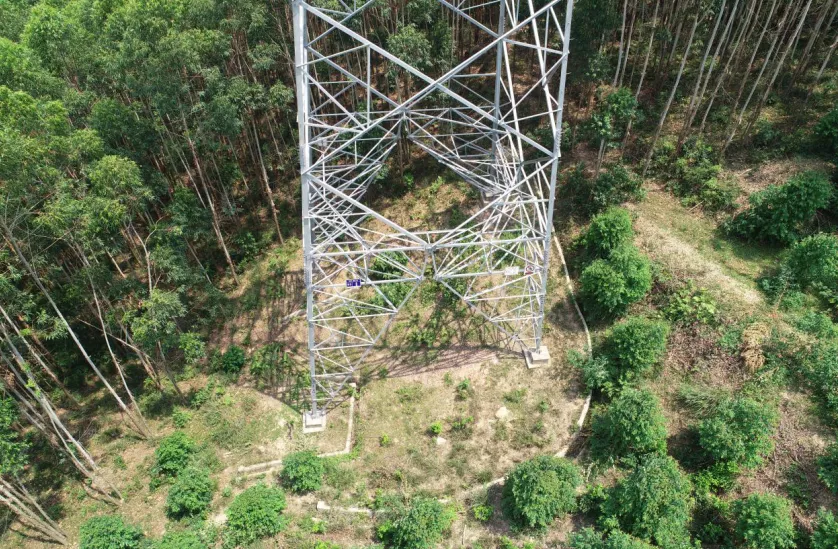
303,411 -> 327,433
525,346 -> 551,369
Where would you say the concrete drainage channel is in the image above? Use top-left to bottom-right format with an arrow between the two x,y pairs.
230,237 -> 595,520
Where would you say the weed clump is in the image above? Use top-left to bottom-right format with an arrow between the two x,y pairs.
224,484 -> 287,547
726,171 -> 833,245
79,515 -> 143,549
732,493 -> 795,549
818,442 -> 838,495
220,345 -> 247,374
153,432 -> 197,479
601,455 -> 693,548
568,528 -> 654,549
601,317 -> 670,387
579,245 -> 652,321
590,388 -> 668,462
376,497 -> 456,549
279,450 -> 324,493
697,397 -> 778,469
502,455 -> 581,530
166,467 -> 215,519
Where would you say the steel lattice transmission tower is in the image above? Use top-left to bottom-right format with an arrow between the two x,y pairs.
293,0 -> 574,431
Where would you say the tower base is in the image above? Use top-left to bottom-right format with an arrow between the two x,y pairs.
525,346 -> 551,369
302,410 -> 327,433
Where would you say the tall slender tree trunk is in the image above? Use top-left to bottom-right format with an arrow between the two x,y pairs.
678,0 -> 728,149
743,0 -> 813,138
643,12 -> 701,176
1,222 -> 144,439
613,0 -> 629,86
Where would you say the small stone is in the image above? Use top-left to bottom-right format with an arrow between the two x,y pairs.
495,406 -> 511,421
435,436 -> 447,446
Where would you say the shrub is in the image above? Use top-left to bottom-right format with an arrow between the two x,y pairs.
80,515 -> 143,549
279,450 -> 324,493
601,317 -> 670,386
569,528 -> 655,549
812,508 -> 838,549
565,165 -> 644,215
814,105 -> 838,154
220,345 -> 246,374
579,245 -> 652,320
569,351 -> 612,393
602,455 -> 693,548
502,455 -> 581,530
166,467 -> 215,519
377,497 -> 456,549
800,341 -> 838,422
732,493 -> 795,549
225,484 -> 287,547
153,432 -> 196,478
663,283 -> 718,325
784,233 -> 838,291
697,397 -> 778,469
726,171 -> 833,245
578,207 -> 634,259
472,504 -> 493,522
590,388 -> 668,462
817,442 -> 838,494
155,530 -> 206,549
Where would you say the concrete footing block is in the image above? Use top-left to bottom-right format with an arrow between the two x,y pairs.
525,346 -> 551,369
303,410 -> 327,433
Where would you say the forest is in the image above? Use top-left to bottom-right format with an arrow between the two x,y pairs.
1,0 -> 838,547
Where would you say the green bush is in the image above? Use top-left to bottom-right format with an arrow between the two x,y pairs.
155,530 -> 206,549
817,442 -> 838,494
601,456 -> 693,548
726,171 -> 834,245
279,450 -> 324,493
732,493 -> 795,549
601,317 -> 670,386
578,207 -> 634,259
800,341 -> 838,422
166,467 -> 215,519
784,233 -> 838,291
565,165 -> 644,215
220,345 -> 246,374
502,455 -> 581,530
80,515 -> 143,549
377,497 -> 456,549
663,283 -> 718,325
153,432 -> 196,478
697,397 -> 778,469
579,245 -> 652,320
814,105 -> 838,154
569,528 -> 654,549
591,388 -> 668,462
225,484 -> 287,547
812,508 -> 838,549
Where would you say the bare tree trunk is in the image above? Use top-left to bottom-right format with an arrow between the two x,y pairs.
678,0 -> 728,148
795,0 -> 838,77
251,117 -> 284,244
619,0 -> 639,87
0,304 -> 79,408
723,0 -> 790,154
1,222 -> 143,439
807,32 -> 838,102
643,11 -> 701,176
743,0 -> 813,138
698,0 -> 760,135
0,478 -> 68,545
613,0 -> 629,86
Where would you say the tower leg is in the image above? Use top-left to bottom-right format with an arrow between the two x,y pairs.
525,346 -> 552,369
303,410 -> 327,433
